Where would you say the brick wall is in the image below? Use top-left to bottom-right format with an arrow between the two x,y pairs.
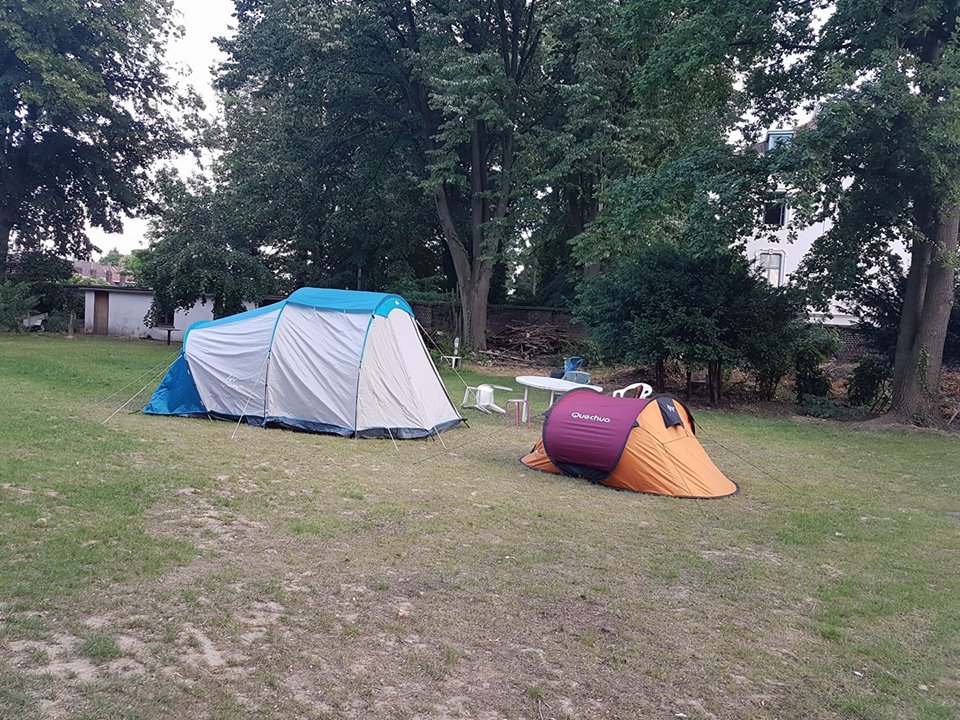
409,301 -> 581,338
413,304 -> 869,364
833,326 -> 872,364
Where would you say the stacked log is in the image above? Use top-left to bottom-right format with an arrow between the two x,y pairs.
487,322 -> 578,361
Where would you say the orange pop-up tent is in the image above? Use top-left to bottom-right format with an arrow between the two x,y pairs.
521,389 -> 737,498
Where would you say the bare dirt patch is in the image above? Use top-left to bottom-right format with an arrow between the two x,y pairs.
147,489 -> 266,551
7,632 -> 146,682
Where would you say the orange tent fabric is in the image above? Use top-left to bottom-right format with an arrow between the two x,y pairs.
521,393 -> 737,499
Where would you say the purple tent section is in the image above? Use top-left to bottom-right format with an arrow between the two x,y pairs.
542,389 -> 651,482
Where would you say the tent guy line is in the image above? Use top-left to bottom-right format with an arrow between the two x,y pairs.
230,351 -> 272,441
695,423 -> 798,495
102,356 -> 179,425
415,317 -> 471,391
98,347 -> 181,408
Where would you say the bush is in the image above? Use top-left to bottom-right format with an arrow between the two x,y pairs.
577,242 -> 807,403
0,282 -> 37,331
43,311 -> 77,334
846,355 -> 892,412
799,394 -> 863,421
793,325 -> 840,402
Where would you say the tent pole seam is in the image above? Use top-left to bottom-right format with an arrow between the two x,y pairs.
353,311 -> 376,434
262,300 -> 288,420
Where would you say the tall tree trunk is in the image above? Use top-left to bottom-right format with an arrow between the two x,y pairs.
434,185 -> 496,351
887,31 -> 958,423
708,361 -> 722,405
917,205 -> 959,389
889,203 -> 959,422
460,280 -> 490,351
655,358 -> 666,393
888,237 -> 930,415
570,171 -> 608,278
398,6 -> 528,351
0,218 -> 12,277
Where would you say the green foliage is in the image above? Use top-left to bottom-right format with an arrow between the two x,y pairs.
214,0 -> 562,346
847,356 -> 893,413
793,325 -> 840,403
139,173 -> 275,321
0,282 -> 36,331
123,249 -> 149,281
0,0 -> 199,270
65,273 -> 109,287
598,0 -> 960,418
99,248 -> 124,267
577,242 -> 805,389
762,1 -> 960,416
41,311 -> 75,334
3,250 -> 76,315
384,276 -> 452,305
579,139 -> 781,267
799,394 -> 863,422
848,264 -> 960,368
775,3 -> 960,301
575,0 -> 817,270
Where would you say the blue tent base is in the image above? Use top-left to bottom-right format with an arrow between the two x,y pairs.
142,410 -> 466,440
142,355 -> 205,416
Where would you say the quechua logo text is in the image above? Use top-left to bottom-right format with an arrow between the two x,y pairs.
571,412 -> 611,423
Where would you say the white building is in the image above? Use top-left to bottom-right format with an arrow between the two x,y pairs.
79,286 -> 252,343
742,128 -> 908,326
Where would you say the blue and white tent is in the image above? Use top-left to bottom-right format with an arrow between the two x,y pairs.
144,288 -> 464,439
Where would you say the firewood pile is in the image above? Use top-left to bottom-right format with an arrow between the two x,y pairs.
486,322 -> 578,361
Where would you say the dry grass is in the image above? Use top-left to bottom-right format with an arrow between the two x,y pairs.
0,335 -> 958,720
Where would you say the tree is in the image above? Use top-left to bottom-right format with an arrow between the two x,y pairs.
219,0 -> 558,349
847,263 -> 960,370
754,2 -> 960,422
528,0 -> 649,279
99,248 -> 124,267
568,0 -> 807,271
577,242 -> 806,403
0,0 -> 198,275
4,249 -> 75,314
138,173 -> 275,321
595,1 -> 960,423
0,281 -> 35,331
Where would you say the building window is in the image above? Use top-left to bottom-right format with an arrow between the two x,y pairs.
767,131 -> 794,151
763,197 -> 787,226
156,309 -> 175,327
757,251 -> 784,287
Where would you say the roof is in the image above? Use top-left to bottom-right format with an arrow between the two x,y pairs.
286,288 -> 412,316
66,284 -> 154,295
183,288 -> 414,343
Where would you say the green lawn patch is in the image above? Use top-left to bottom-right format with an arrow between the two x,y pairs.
0,334 -> 957,720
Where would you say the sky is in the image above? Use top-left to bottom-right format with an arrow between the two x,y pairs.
88,0 -> 235,258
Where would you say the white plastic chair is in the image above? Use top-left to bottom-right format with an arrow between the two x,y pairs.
613,382 -> 654,399
440,337 -> 462,369
462,384 -> 512,414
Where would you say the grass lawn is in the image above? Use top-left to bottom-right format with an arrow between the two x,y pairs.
1,334 -> 958,720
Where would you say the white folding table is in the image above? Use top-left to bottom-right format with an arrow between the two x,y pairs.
514,375 -> 603,422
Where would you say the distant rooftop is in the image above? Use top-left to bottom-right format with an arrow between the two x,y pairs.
72,260 -> 136,287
